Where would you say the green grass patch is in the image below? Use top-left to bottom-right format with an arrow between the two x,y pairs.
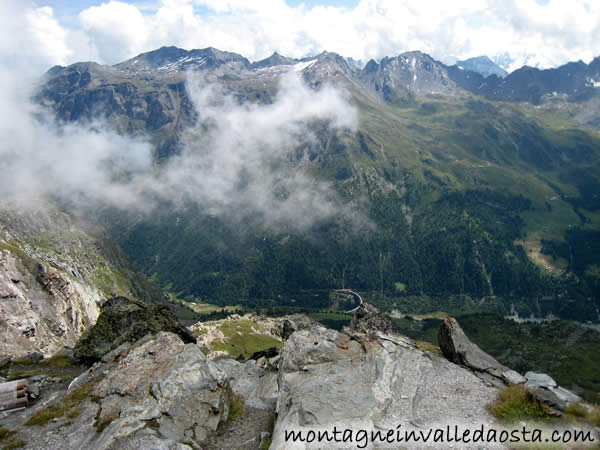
0,427 -> 24,450
0,241 -> 37,273
193,303 -> 240,314
2,439 -> 26,450
192,328 -> 208,338
67,409 -> 80,419
6,370 -> 44,381
415,340 -> 440,354
41,354 -> 72,368
94,414 -> 119,433
487,385 -> 550,424
24,405 -> 65,427
210,320 -> 283,360
590,409 -> 600,427
25,383 -> 94,426
9,358 -> 35,366
92,266 -> 126,298
229,395 -> 244,422
564,403 -> 587,419
564,404 -> 600,427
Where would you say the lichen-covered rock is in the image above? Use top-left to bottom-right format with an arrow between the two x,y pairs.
73,296 -> 195,363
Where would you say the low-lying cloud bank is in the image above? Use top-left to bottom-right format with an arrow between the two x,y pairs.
0,65 -> 360,231
160,72 -> 359,229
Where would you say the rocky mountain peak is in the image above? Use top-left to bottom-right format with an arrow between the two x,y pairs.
389,51 -> 455,92
251,51 -> 297,70
300,50 -> 357,87
456,55 -> 508,78
114,46 -> 251,74
362,58 -> 378,74
358,50 -> 456,104
2,301 -> 595,448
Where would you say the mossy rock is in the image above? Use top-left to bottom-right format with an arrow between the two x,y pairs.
73,296 -> 195,364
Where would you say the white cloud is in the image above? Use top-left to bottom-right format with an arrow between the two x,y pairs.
79,1 -> 150,64
0,2 -> 70,75
3,0 -> 596,72
0,0 -> 363,230
0,7 -> 360,228
154,72 -> 359,229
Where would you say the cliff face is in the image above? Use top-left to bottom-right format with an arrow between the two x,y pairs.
0,200 -> 164,357
0,248 -> 101,357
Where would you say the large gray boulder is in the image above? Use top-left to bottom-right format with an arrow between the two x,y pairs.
438,316 -> 520,386
438,317 -> 582,416
26,332 -> 231,449
524,371 -> 557,390
524,372 -> 581,416
271,321 -> 499,448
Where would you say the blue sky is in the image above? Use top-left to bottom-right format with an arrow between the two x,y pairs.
9,0 -> 600,74
46,0 -> 361,19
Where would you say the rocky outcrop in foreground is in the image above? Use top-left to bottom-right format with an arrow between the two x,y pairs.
11,305 -> 502,449
439,316 -> 581,415
28,332 -> 230,449
73,296 -> 196,363
4,304 -> 594,449
438,316 -> 521,386
272,317 -> 498,448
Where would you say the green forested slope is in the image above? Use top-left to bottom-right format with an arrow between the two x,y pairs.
112,94 -> 600,320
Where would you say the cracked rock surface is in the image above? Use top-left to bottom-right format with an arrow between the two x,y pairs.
15,332 -> 231,449
272,321 -> 499,449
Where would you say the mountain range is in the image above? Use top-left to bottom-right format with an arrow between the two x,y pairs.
31,46 -> 600,322
1,44 -> 599,449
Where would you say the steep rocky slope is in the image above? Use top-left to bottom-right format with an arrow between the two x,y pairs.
2,304 -> 593,449
0,200 -> 165,357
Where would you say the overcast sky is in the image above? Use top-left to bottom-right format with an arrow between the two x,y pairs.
2,0 -> 599,76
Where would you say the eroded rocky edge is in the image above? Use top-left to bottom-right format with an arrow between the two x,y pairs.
4,302 -> 594,449
0,201 -> 166,358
